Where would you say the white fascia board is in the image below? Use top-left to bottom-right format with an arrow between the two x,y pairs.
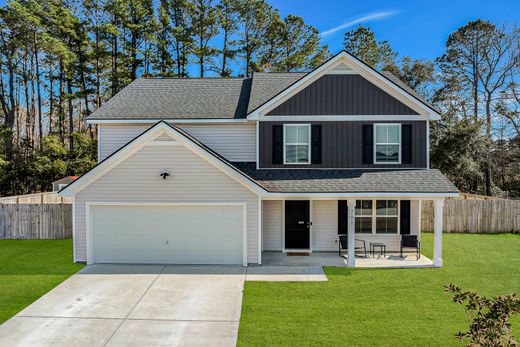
248,51 -> 440,120
59,121 -> 266,197
257,115 -> 430,122
262,192 -> 459,200
86,118 -> 250,125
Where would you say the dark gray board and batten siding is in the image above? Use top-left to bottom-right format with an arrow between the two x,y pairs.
259,121 -> 427,169
267,75 -> 419,116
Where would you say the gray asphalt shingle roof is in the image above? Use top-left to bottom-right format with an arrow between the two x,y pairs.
232,163 -> 459,193
87,78 -> 252,120
87,67 -> 438,120
246,72 -> 306,113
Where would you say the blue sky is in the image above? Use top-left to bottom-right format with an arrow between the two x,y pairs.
269,0 -> 520,60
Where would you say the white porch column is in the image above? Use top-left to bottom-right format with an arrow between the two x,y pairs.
347,199 -> 356,267
433,199 -> 445,267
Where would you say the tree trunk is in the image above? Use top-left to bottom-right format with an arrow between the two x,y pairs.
2,62 -> 17,160
58,60 -> 64,143
221,29 -> 228,76
34,32 -> 43,150
22,58 -> 32,146
111,14 -> 119,96
485,92 -> 492,196
49,65 -> 54,134
67,78 -> 74,152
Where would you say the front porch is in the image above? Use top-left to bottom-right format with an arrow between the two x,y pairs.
261,251 -> 434,268
260,198 -> 445,268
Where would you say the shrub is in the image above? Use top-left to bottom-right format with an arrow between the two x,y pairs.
445,283 -> 520,346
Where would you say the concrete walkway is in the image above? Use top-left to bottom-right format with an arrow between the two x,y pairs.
0,265 -> 246,347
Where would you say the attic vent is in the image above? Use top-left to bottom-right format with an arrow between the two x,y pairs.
154,134 -> 175,142
328,63 -> 356,74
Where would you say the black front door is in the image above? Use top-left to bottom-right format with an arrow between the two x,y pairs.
285,200 -> 310,249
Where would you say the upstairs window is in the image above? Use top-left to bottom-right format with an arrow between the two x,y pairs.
374,124 -> 400,164
284,124 -> 310,164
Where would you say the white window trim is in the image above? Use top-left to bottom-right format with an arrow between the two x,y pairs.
354,199 -> 400,235
283,124 -> 311,165
374,123 -> 401,165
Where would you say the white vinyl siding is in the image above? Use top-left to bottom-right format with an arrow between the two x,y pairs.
98,123 -> 256,162
312,200 -> 338,251
75,143 -> 259,264
259,200 -> 422,253
98,125 -> 148,161
262,200 -> 283,251
180,124 -> 256,162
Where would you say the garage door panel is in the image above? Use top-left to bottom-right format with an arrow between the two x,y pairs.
90,205 -> 244,265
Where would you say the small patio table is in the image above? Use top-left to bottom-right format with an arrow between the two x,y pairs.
369,242 -> 386,259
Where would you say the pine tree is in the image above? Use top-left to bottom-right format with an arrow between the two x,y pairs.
189,0 -> 218,77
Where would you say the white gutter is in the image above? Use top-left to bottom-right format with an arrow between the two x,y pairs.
261,192 -> 459,200
86,118 -> 251,124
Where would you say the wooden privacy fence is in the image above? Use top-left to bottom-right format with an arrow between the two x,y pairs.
0,192 -> 72,204
421,199 -> 520,233
0,204 -> 72,239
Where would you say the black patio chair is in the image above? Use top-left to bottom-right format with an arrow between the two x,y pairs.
400,235 -> 420,260
338,234 -> 367,258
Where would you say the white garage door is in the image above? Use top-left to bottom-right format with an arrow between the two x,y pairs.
89,204 -> 245,265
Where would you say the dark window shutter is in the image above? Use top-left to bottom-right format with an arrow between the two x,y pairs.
272,125 -> 283,164
311,125 -> 322,164
338,200 -> 347,234
402,124 -> 413,164
362,124 -> 373,164
400,200 -> 411,235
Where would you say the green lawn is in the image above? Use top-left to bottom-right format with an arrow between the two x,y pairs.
0,239 -> 83,324
239,233 -> 520,346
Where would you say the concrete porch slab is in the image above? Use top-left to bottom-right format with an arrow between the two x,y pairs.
261,251 -> 434,269
246,266 -> 328,281
0,316 -> 122,347
106,319 -> 238,347
355,253 -> 434,268
262,252 -> 348,267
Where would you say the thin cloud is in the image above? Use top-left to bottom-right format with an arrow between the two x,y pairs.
321,10 -> 400,37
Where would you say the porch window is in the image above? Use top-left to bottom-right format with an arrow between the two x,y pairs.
374,124 -> 400,163
355,200 -> 372,233
284,124 -> 310,164
354,199 -> 400,234
375,200 -> 399,234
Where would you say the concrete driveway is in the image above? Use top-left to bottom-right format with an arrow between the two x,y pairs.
0,264 -> 245,347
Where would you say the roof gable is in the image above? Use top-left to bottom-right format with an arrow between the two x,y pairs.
267,74 -> 419,116
59,122 -> 266,196
248,51 -> 440,120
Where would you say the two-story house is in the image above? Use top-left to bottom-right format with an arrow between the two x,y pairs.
60,51 -> 459,268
